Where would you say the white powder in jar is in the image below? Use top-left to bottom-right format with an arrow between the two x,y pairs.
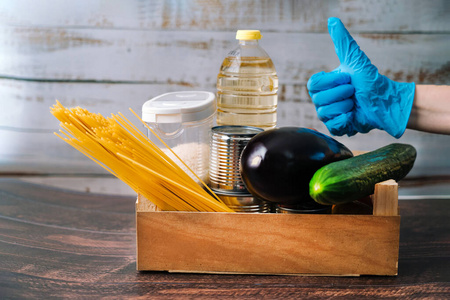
162,142 -> 210,185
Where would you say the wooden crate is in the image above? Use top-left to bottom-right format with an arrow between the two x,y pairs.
136,180 -> 400,276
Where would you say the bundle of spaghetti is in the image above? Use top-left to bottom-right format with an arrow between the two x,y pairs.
50,100 -> 234,212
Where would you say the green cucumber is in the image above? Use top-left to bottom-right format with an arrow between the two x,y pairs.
309,143 -> 416,205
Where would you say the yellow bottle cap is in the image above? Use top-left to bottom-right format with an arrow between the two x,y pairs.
236,30 -> 262,40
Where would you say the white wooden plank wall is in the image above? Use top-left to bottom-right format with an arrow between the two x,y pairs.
0,0 -> 449,179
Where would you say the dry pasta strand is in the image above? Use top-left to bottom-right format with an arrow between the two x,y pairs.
50,100 -> 234,213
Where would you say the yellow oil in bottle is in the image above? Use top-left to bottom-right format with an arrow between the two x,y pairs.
216,56 -> 278,130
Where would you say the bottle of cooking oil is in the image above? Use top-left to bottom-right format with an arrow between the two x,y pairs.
216,30 -> 278,129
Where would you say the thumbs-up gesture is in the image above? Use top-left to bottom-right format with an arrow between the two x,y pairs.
307,18 -> 415,138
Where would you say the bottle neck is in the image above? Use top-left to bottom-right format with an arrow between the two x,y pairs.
238,39 -> 259,46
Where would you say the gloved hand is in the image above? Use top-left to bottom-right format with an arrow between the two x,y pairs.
307,17 -> 415,138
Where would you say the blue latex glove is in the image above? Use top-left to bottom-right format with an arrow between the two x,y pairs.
307,17 -> 415,138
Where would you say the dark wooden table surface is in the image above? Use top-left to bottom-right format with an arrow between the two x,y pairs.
1,178 -> 449,299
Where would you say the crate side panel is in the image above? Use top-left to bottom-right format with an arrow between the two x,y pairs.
136,212 -> 400,275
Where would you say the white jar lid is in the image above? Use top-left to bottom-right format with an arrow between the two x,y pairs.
142,91 -> 216,123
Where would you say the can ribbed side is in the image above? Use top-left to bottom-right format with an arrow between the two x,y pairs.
209,126 -> 262,194
208,126 -> 269,213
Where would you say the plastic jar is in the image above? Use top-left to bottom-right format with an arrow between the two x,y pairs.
142,91 -> 216,184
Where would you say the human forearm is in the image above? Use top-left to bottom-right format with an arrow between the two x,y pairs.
407,85 -> 450,134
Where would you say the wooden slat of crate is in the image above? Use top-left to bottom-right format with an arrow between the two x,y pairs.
136,181 -> 400,276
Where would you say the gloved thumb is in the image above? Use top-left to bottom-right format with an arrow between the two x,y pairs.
328,17 -> 371,71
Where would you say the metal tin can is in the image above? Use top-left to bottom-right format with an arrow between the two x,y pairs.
275,204 -> 332,214
209,125 -> 263,194
214,191 -> 272,213
209,125 -> 267,213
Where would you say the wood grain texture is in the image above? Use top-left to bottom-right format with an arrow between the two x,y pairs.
1,28 -> 448,84
0,178 -> 449,299
373,179 -> 399,216
0,0 -> 449,179
1,81 -> 449,176
136,180 -> 400,276
137,212 -> 400,275
1,0 -> 449,32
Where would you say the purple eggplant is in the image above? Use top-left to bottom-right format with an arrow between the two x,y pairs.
240,127 -> 353,206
